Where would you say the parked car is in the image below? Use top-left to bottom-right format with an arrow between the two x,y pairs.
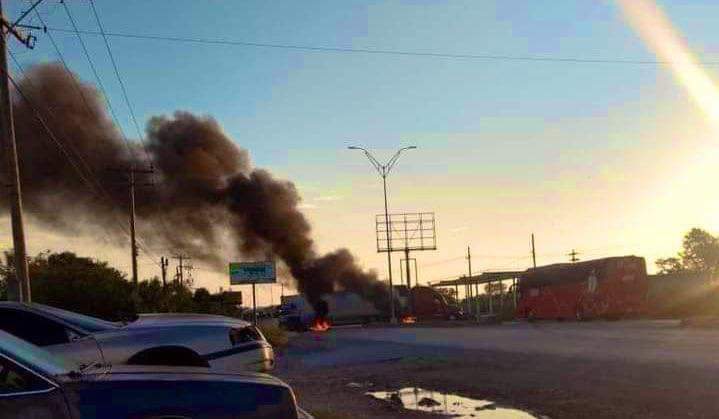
0,302 -> 275,373
0,330 -> 310,418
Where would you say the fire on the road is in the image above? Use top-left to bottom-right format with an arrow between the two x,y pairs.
401,316 -> 417,324
309,317 -> 331,332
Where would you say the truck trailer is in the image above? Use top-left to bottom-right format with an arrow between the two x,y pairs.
279,285 -> 462,330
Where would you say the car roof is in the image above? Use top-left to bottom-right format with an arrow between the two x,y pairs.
0,302 -> 121,333
129,312 -> 250,328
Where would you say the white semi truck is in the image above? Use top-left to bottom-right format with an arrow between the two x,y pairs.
278,290 -> 386,330
279,286 -> 461,330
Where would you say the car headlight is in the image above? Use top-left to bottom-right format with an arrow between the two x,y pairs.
229,326 -> 263,346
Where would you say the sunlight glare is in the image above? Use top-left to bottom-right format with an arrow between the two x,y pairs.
617,0 -> 719,125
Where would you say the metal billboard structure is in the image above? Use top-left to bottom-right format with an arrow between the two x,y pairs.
376,212 -> 437,253
376,212 -> 437,291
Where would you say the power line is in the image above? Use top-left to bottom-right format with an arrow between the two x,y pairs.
84,1 -> 181,257
8,50 -> 162,271
6,53 -> 103,200
43,26 -> 719,66
29,4 -> 95,120
51,2 -> 164,271
422,255 -> 465,267
59,1 -> 132,153
87,0 -> 146,150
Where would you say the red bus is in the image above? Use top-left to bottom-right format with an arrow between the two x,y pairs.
516,256 -> 648,320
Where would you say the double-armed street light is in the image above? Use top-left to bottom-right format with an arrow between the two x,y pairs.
348,145 -> 417,323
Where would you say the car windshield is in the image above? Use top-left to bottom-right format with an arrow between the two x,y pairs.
32,303 -> 121,333
0,330 -> 72,377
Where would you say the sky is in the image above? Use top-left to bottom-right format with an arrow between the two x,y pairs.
2,0 -> 719,307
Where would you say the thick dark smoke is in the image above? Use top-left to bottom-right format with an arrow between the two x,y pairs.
2,63 -> 389,311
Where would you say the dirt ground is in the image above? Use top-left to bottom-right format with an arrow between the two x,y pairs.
275,322 -> 719,418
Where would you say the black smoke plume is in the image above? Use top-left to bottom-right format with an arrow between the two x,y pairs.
2,63 -> 389,311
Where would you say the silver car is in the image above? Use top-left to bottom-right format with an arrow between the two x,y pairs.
0,330 -> 311,418
0,302 -> 275,373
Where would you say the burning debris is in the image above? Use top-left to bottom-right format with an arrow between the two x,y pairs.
400,316 -> 417,324
309,299 -> 331,332
2,63 -> 390,312
309,318 -> 331,332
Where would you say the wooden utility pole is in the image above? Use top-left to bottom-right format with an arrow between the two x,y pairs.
160,256 -> 168,288
128,169 -> 138,290
0,1 -> 41,302
172,254 -> 191,286
531,233 -> 537,268
468,246 -> 479,320
108,165 -> 153,292
252,282 -> 257,325
569,249 -> 580,263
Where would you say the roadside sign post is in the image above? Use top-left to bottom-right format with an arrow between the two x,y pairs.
229,261 -> 277,325
252,283 -> 257,324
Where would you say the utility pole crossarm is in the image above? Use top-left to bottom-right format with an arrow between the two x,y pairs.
171,254 -> 192,286
10,0 -> 44,30
1,2 -> 42,50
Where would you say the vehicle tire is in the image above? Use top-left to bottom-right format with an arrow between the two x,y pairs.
127,346 -> 209,368
527,310 -> 536,322
575,306 -> 585,322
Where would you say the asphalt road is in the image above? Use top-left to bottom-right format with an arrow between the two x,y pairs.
329,320 -> 719,368
277,320 -> 719,418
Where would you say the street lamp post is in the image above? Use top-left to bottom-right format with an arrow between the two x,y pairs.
348,145 -> 417,324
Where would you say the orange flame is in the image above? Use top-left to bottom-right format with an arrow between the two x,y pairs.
401,316 -> 417,324
309,317 -> 331,332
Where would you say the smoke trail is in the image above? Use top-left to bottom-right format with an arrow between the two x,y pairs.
2,63 -> 389,311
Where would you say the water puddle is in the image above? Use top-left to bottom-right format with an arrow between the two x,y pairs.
366,387 -> 543,418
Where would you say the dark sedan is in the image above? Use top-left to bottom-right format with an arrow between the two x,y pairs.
0,330 -> 310,418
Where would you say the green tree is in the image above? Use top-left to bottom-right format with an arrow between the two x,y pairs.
1,250 -> 242,319
162,281 -> 195,313
137,277 -> 166,313
1,251 -> 136,321
655,257 -> 683,274
656,228 -> 719,274
193,288 -> 212,312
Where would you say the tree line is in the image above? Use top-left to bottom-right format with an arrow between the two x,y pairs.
0,251 -> 243,321
655,228 -> 719,275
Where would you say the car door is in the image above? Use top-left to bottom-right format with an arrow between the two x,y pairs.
0,308 -> 102,369
0,354 -> 72,419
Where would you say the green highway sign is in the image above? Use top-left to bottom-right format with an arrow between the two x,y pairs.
229,261 -> 276,284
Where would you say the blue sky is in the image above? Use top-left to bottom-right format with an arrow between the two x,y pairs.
4,1 -> 719,305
